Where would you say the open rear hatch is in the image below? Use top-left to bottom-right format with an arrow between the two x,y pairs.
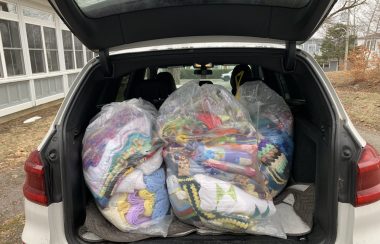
49,0 -> 337,50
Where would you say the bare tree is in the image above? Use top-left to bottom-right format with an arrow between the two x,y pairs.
327,0 -> 367,19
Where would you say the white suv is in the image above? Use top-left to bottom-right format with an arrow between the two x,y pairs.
22,0 -> 380,243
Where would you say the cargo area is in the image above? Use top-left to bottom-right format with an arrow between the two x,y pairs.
50,48 -> 341,243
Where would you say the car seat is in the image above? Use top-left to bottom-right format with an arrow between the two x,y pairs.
230,64 -> 253,95
125,71 -> 177,109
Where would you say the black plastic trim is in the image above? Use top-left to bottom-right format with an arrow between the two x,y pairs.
41,129 -> 63,204
48,0 -> 337,50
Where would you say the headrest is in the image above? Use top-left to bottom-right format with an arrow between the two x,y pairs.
230,65 -> 253,95
155,72 -> 176,91
125,72 -> 177,109
199,80 -> 213,86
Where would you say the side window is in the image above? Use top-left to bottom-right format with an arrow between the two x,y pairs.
0,19 -> 25,76
115,75 -> 130,102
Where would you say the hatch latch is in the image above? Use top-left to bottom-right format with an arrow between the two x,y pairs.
284,41 -> 296,72
99,49 -> 113,76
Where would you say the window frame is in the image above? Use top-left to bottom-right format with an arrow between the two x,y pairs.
62,29 -> 75,70
43,26 -> 60,72
23,6 -> 59,75
0,17 -> 25,77
62,30 -> 85,70
25,23 -> 46,74
73,35 -> 84,69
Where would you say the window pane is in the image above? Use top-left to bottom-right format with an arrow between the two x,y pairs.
0,19 -> 21,48
23,7 -> 53,21
64,51 -> 74,70
4,49 -> 24,76
86,48 -> 93,62
73,37 -> 83,68
26,24 -> 46,73
75,51 -> 84,68
43,27 -> 59,71
0,1 -> 17,13
43,27 -> 57,49
29,50 -> 46,73
46,50 -> 59,71
62,30 -> 73,49
74,36 -> 83,50
26,24 -> 43,49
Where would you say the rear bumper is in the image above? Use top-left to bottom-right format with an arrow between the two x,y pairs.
22,199 -> 67,244
353,200 -> 380,243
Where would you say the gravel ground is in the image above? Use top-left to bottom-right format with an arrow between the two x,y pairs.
0,86 -> 379,243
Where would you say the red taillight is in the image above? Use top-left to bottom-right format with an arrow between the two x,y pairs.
23,150 -> 48,206
356,144 -> 380,206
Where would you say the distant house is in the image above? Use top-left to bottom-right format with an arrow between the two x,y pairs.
0,0 -> 94,117
299,38 -> 322,57
357,33 -> 380,58
299,39 -> 339,72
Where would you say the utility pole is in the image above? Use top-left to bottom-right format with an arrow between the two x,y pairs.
344,0 -> 351,71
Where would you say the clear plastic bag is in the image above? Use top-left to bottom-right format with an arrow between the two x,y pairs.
237,81 -> 294,197
82,98 -> 171,236
157,81 -> 286,238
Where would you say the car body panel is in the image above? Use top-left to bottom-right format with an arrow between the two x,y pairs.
353,200 -> 380,243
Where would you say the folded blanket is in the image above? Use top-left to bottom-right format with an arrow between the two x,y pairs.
82,99 -> 171,235
237,81 -> 294,196
158,81 -> 285,238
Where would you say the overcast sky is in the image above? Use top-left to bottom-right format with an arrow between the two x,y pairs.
313,0 -> 380,39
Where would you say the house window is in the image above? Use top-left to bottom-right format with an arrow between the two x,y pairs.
0,19 -> 25,76
0,1 -> 17,14
86,48 -> 94,62
43,27 -> 59,71
62,30 -> 74,70
26,23 -> 46,73
73,36 -> 84,68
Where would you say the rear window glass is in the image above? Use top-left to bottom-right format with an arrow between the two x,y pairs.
74,0 -> 310,18
158,65 -> 234,89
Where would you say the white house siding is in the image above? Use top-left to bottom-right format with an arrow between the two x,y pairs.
0,0 -> 94,117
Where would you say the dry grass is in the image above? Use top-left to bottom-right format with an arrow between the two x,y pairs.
335,89 -> 380,131
0,105 -> 59,173
327,71 -> 380,131
0,105 -> 59,244
326,71 -> 353,86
